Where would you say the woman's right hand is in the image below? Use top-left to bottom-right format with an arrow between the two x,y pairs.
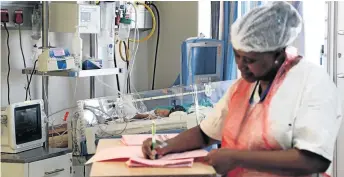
142,138 -> 170,159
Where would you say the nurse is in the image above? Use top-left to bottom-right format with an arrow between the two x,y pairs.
142,1 -> 342,177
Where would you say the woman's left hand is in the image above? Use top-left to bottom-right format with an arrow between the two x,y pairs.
204,148 -> 237,175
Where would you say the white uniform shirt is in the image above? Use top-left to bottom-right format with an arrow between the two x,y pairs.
200,59 -> 343,175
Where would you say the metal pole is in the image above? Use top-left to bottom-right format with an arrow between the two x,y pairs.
332,3 -> 339,177
89,34 -> 97,98
326,2 -> 332,76
90,76 -> 95,98
333,1 -> 338,86
42,1 -> 49,149
89,1 -> 98,99
327,2 -> 339,177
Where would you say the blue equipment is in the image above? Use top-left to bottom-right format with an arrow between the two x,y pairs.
177,38 -> 224,86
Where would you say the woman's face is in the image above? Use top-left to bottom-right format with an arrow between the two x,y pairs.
234,49 -> 281,83
154,109 -> 170,117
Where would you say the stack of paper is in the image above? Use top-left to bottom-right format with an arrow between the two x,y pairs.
126,157 -> 194,168
121,134 -> 178,146
85,146 -> 143,164
85,145 -> 208,168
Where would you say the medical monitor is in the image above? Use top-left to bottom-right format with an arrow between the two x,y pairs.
192,46 -> 218,75
1,99 -> 46,153
181,39 -> 224,85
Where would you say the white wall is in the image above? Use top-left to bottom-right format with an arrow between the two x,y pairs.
147,1 -> 198,89
198,1 -> 211,38
303,1 -> 325,65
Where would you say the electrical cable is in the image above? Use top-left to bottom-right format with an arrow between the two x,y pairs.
119,40 -> 130,62
19,24 -> 32,100
84,106 -> 128,136
127,61 -> 131,93
4,22 -> 11,105
127,63 -> 130,94
123,41 -> 129,93
122,40 -> 131,93
150,3 -> 160,90
127,39 -> 131,93
125,40 -> 131,93
26,60 -> 38,101
113,41 -> 121,92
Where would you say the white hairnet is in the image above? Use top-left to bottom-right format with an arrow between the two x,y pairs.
231,1 -> 302,53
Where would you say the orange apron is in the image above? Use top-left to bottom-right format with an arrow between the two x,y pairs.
221,50 -> 309,177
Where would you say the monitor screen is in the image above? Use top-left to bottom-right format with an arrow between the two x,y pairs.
14,104 -> 42,145
191,46 -> 217,75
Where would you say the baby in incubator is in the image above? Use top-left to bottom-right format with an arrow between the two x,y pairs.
133,105 -> 187,120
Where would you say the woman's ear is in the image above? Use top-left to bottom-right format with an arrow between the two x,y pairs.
274,48 -> 285,57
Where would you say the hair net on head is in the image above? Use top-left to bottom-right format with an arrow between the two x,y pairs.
231,1 -> 302,53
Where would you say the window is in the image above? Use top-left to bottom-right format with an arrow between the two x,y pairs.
198,1 -> 211,38
303,1 -> 326,65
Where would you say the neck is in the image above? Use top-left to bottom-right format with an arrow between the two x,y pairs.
258,68 -> 279,86
258,53 -> 286,95
259,81 -> 270,95
259,62 -> 284,93
259,54 -> 286,84
260,81 -> 270,87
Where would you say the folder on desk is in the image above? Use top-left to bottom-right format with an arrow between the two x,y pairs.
85,146 -> 143,164
85,145 -> 208,168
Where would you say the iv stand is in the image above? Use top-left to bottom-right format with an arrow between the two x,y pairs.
42,1 -> 49,149
89,1 -> 97,99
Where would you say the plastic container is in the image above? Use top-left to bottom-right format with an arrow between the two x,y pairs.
71,33 -> 83,70
118,22 -> 131,41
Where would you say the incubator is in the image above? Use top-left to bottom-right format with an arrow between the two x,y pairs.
71,80 -> 235,155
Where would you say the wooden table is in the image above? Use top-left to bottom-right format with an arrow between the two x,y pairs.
90,139 -> 216,177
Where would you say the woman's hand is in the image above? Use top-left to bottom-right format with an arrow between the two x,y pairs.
204,148 -> 237,175
142,138 -> 170,159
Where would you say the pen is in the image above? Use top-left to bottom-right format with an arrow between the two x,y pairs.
151,120 -> 156,150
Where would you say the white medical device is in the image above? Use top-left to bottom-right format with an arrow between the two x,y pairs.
38,48 -> 76,72
49,3 -> 101,34
1,100 -> 46,153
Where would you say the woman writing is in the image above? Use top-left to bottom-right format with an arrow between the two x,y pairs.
142,2 -> 342,177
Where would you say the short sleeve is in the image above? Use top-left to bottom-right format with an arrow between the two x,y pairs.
292,69 -> 343,162
200,81 -> 238,141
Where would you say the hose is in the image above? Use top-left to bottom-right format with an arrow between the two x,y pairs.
4,22 -> 11,104
150,3 -> 160,90
113,40 -> 121,92
119,40 -> 130,62
129,2 -> 156,43
118,2 -> 156,61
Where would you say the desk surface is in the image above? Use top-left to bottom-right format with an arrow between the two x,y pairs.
90,139 -> 216,177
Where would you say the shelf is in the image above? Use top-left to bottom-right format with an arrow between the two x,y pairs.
22,68 -> 123,78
